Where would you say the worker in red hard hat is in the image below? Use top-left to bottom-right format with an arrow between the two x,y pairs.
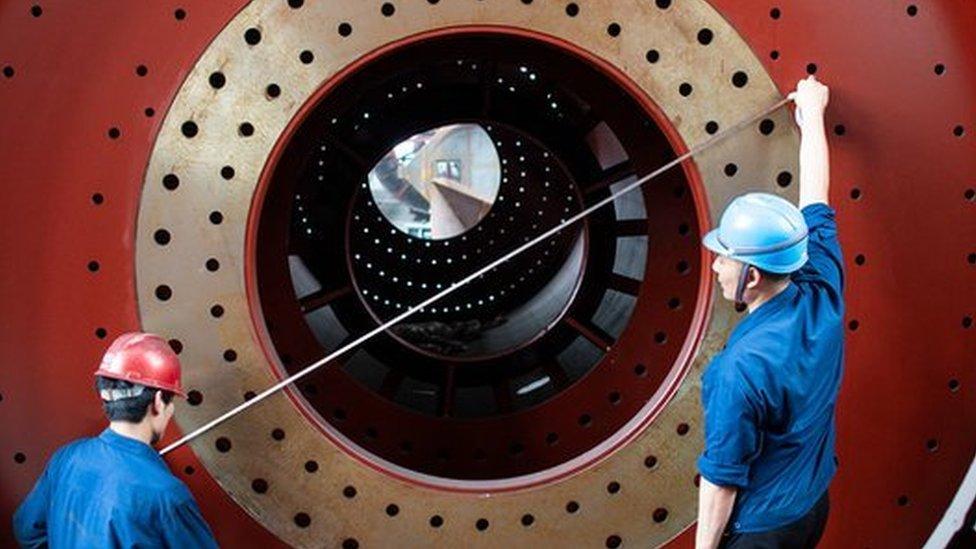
13,332 -> 217,548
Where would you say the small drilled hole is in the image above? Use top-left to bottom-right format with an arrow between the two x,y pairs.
655,0 -> 671,8
244,28 -> 261,45
338,22 -> 352,36
135,65 -> 148,77
223,349 -> 237,362
906,5 -> 917,16
386,504 -> 400,517
154,229 -> 171,245
2,66 -> 13,78
677,260 -> 690,274
155,285 -> 172,301
239,122 -> 254,137
926,438 -> 939,452
770,7 -> 781,19
215,437 -> 232,452
724,163 -> 738,177
294,513 -> 311,528
608,391 -> 621,405
697,28 -> 713,45
163,173 -> 179,191
953,125 -> 965,137
108,127 -> 121,139
30,5 -> 42,17
606,535 -> 622,548
654,332 -> 667,344
679,82 -> 693,97
855,254 -> 866,265
521,514 -> 534,526
732,71 -> 749,88
184,465 -> 195,475
220,166 -> 235,180
851,187 -> 862,200
181,121 -> 198,138
934,63 -> 946,76
305,460 -> 318,472
848,319 -> 860,331
545,432 -> 559,445
87,260 -> 100,272
770,50 -> 780,60
430,515 -> 444,528
607,481 -> 621,494
288,0 -> 304,8
653,508 -> 669,522
187,390 -> 203,406
244,390 -> 256,400
476,518 -> 489,531
644,455 -> 658,469
207,71 -> 227,90
209,211 -> 224,225
144,107 -> 155,117
677,423 -> 690,435
174,8 -> 186,20
963,316 -> 973,329
645,49 -> 660,64
566,501 -> 580,513
271,428 -> 285,441
578,413 -> 592,427
759,119 -> 775,135
14,452 -> 26,464
634,363 -> 647,377
948,379 -> 960,392
342,540 -> 359,549
834,124 -> 847,136
95,327 -> 108,339
251,478 -> 268,494
210,304 -> 224,318
806,63 -> 818,74
897,495 -> 909,506
607,23 -> 621,37
668,297 -> 681,310
381,2 -> 395,16
343,485 -> 357,498
777,171 -> 793,187
966,189 -> 975,201
168,339 -> 183,354
565,3 -> 579,16
266,83 -> 281,98
299,50 -> 314,64
205,258 -> 220,272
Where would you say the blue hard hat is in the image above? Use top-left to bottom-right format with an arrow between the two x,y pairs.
702,193 -> 809,274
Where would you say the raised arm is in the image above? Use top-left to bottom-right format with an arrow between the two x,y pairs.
791,76 -> 831,209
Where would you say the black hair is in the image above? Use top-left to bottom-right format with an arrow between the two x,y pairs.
756,267 -> 791,283
95,376 -> 174,423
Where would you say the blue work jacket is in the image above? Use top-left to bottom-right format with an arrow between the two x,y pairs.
697,203 -> 845,533
13,428 -> 217,548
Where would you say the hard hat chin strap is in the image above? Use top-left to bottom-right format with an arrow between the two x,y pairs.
734,262 -> 752,305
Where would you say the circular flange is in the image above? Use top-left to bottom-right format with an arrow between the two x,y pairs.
137,1 -> 798,546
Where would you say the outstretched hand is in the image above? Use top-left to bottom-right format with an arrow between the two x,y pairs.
788,75 -> 829,127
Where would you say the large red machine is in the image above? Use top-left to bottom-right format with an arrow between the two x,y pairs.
1,1 -> 974,547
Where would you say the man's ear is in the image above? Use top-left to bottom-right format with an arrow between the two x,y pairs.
746,266 -> 762,289
150,390 -> 164,416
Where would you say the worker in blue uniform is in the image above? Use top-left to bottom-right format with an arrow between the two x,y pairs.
13,332 -> 217,548
695,76 -> 843,549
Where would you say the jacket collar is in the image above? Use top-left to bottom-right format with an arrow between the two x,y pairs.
726,282 -> 798,349
99,427 -> 163,462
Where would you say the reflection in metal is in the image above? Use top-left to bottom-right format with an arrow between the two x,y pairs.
368,123 -> 501,240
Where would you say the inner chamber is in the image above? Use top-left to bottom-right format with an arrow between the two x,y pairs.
256,33 -> 703,481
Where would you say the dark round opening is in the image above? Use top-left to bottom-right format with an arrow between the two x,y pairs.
255,32 -> 701,482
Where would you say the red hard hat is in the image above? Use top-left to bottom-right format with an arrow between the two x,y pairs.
94,332 -> 185,397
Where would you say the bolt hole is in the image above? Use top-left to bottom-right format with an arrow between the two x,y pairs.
606,23 -> 621,37
294,513 -> 311,528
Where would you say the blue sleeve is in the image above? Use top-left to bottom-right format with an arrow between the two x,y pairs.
697,362 -> 763,488
159,495 -> 218,549
792,203 -> 844,294
13,458 -> 54,548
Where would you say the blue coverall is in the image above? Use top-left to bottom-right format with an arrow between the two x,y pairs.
697,203 -> 845,533
13,428 -> 217,548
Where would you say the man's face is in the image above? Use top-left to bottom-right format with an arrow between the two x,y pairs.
711,253 -> 745,302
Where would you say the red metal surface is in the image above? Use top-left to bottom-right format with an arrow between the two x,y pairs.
1,1 -> 974,547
